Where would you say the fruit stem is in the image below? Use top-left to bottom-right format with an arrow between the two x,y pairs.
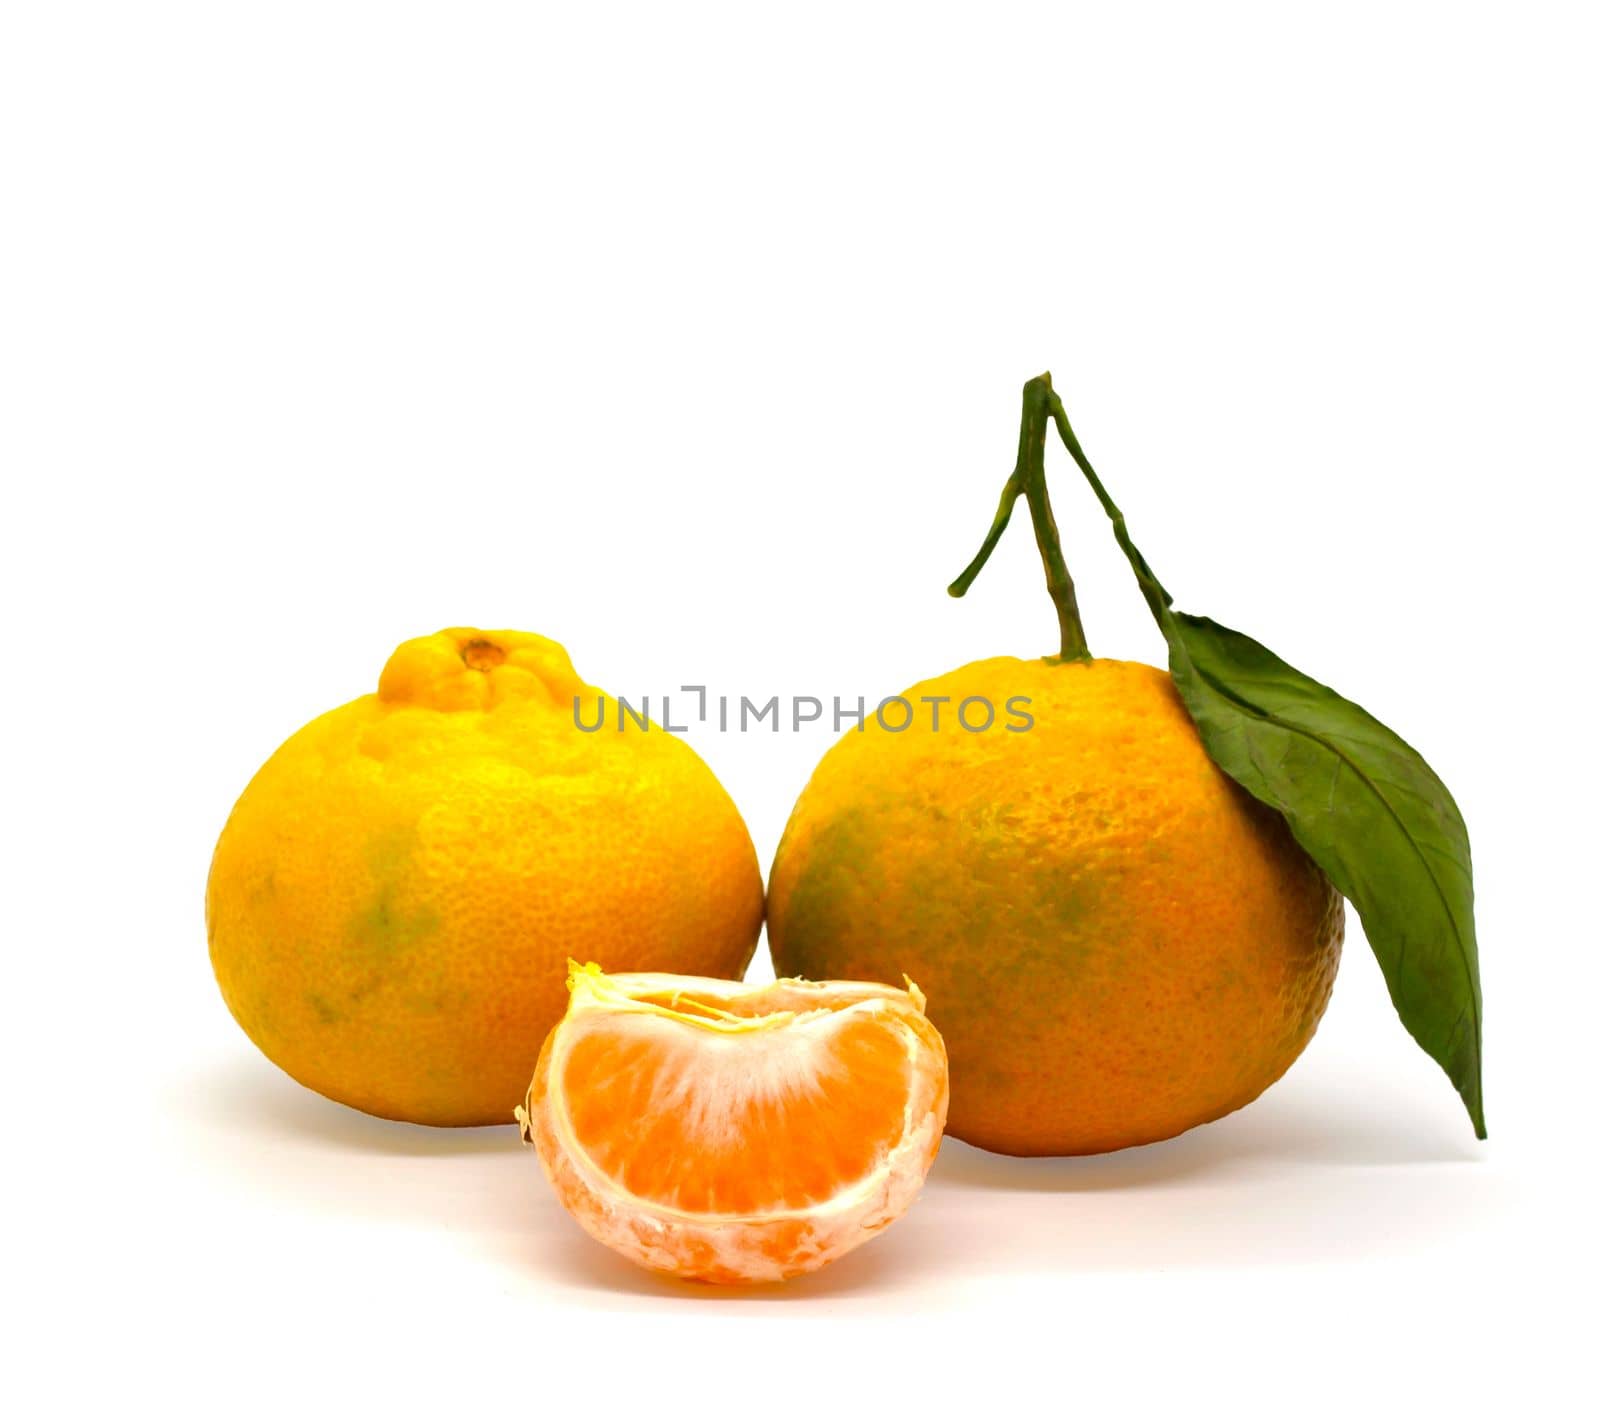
948,372 -> 1091,663
1043,387 -> 1174,612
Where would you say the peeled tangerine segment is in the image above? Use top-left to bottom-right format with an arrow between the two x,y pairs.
519,965 -> 950,1284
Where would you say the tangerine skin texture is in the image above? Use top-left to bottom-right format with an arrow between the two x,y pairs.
768,657 -> 1344,1156
206,629 -> 764,1126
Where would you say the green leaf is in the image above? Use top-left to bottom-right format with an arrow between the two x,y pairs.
1045,387 -> 1485,1138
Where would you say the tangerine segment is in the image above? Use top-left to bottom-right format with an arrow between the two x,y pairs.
519,965 -> 949,1284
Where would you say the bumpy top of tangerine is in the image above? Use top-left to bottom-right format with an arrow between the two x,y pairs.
377,627 -> 591,713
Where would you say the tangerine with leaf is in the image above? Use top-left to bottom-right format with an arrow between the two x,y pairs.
769,374 -> 1482,1156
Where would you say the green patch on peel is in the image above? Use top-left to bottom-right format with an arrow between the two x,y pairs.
349,886 -> 440,959
306,991 -> 342,1025
780,793 -> 1120,997
347,824 -> 441,965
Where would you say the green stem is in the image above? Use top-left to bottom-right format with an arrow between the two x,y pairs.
1043,388 -> 1173,611
948,372 -> 1092,663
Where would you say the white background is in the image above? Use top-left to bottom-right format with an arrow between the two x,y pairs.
5,3 -> 1597,1413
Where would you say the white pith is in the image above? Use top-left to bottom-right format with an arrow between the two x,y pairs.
520,969 -> 949,1283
